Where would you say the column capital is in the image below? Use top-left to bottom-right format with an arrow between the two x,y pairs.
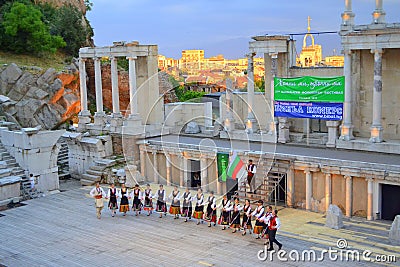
304,168 -> 311,174
342,49 -> 352,55
269,52 -> 278,59
109,55 -> 118,61
93,56 -> 101,62
126,56 -> 137,60
79,57 -> 87,62
365,177 -> 374,183
344,175 -> 352,181
370,48 -> 383,55
152,150 -> 157,155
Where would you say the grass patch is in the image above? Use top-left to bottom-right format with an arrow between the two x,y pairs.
0,51 -> 71,72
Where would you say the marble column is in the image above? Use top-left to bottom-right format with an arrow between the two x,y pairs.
366,178 -> 374,220
166,154 -> 171,186
152,151 -> 158,184
110,56 -> 121,116
286,166 -> 295,207
370,49 -> 383,143
326,121 -> 340,147
140,149 -> 146,177
278,117 -> 289,143
78,58 -> 89,116
224,78 -> 235,131
341,0 -> 355,26
200,157 -> 208,192
127,56 -> 139,117
269,53 -> 279,135
183,157 -> 189,187
372,0 -> 385,23
340,50 -> 354,140
325,173 -> 332,212
345,175 -> 353,217
305,169 -> 313,210
93,57 -> 104,116
215,160 -> 222,195
179,156 -> 184,187
246,53 -> 256,134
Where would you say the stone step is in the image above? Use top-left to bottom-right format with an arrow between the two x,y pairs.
0,168 -> 12,178
80,179 -> 96,186
86,169 -> 103,176
94,159 -> 116,167
59,173 -> 71,180
90,165 -> 106,172
2,155 -> 12,161
5,159 -> 16,165
82,173 -> 101,182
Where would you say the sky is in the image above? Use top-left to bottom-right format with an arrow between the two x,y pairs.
87,0 -> 399,59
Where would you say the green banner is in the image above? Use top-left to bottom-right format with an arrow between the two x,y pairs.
217,153 -> 229,182
274,76 -> 345,103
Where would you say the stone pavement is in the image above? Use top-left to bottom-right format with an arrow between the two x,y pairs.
0,180 -> 398,267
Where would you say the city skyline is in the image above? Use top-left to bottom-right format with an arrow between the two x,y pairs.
87,0 -> 399,58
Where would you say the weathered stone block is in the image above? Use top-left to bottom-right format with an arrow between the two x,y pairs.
26,87 -> 49,100
37,68 -> 57,87
325,204 -> 344,229
389,215 -> 400,245
7,72 -> 34,101
0,63 -> 22,84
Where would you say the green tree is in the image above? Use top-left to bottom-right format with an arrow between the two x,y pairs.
2,2 -> 65,54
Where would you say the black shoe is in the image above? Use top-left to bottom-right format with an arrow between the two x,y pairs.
242,231 -> 246,236
222,227 -> 226,230
197,221 -> 200,225
214,223 -> 216,226
278,244 -> 282,251
255,236 -> 260,239
147,214 -> 150,216
208,224 -> 211,227
267,248 -> 274,251
184,219 -> 188,222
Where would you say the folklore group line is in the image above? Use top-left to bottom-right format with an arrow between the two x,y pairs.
89,182 -> 282,251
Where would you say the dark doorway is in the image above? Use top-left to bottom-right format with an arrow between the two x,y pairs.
190,160 -> 201,189
381,184 -> 400,220
270,173 -> 287,205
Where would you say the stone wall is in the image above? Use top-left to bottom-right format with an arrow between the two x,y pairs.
0,63 -> 81,129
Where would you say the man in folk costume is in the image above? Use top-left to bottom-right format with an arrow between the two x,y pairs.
130,184 -> 142,216
228,197 -> 243,233
154,184 -> 167,218
218,194 -> 232,230
267,209 -> 282,251
169,185 -> 181,219
89,182 -> 106,219
251,200 -> 265,239
106,183 -> 119,217
205,191 -> 217,227
143,184 -> 153,216
241,199 -> 252,236
193,188 -> 204,225
119,183 -> 129,216
260,205 -> 273,245
181,187 -> 193,222
246,159 -> 256,193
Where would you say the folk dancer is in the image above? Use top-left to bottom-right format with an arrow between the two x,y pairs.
228,197 -> 243,233
130,184 -> 142,216
260,205 -> 273,245
105,183 -> 118,217
154,184 -> 167,218
219,194 -> 231,230
143,184 -> 153,216
193,188 -> 204,225
119,183 -> 130,216
246,159 -> 256,193
89,182 -> 106,219
267,209 -> 282,251
181,188 -> 193,222
169,186 -> 181,219
241,199 -> 252,236
205,191 -> 217,227
251,200 -> 265,239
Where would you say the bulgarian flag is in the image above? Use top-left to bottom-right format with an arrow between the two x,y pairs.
226,152 -> 245,180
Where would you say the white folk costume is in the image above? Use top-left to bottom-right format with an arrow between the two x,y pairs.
143,188 -> 153,212
193,193 -> 204,220
267,214 -> 282,250
218,198 -> 231,226
107,187 -> 119,210
251,205 -> 265,235
181,191 -> 192,219
247,163 -> 256,191
242,204 -> 252,230
130,188 -> 142,212
154,189 -> 167,214
169,190 -> 181,216
228,203 -> 243,229
90,186 -> 106,219
119,187 -> 130,214
261,211 -> 272,239
205,195 -> 217,223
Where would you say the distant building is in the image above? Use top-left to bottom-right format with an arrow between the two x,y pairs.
297,16 -> 323,67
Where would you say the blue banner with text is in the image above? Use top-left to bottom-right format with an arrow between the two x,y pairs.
274,101 -> 343,120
